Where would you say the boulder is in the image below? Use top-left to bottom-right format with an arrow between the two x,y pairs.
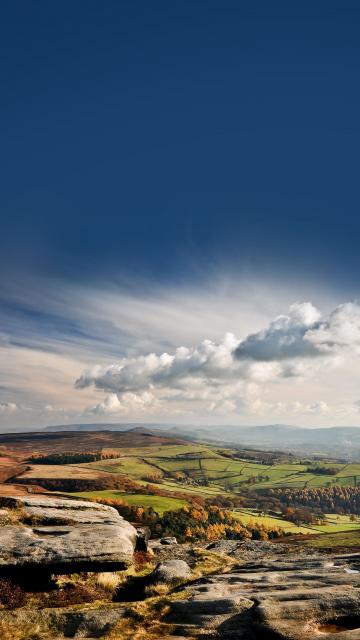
151,559 -> 191,584
0,496 -> 137,575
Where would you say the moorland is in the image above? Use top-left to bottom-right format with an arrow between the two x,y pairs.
2,427 -> 360,543
2,427 -> 360,638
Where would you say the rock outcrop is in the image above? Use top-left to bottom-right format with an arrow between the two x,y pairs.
0,496 -> 137,575
0,495 -> 122,525
164,546 -> 360,639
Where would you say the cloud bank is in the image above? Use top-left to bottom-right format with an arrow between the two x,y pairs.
76,301 -> 360,419
2,271 -> 360,427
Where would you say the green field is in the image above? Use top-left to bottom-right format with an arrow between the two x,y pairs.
44,442 -> 360,536
73,490 -> 187,515
232,509 -> 360,535
232,509 -> 316,534
137,478 -> 225,498
310,513 -> 360,533
73,483 -> 360,535
89,456 -> 159,478
84,444 -> 360,491
298,529 -> 360,549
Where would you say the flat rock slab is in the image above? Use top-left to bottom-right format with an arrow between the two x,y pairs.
165,550 -> 360,639
0,496 -> 137,574
0,495 -> 122,525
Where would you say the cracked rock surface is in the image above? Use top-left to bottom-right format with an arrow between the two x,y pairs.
165,547 -> 360,639
0,496 -> 137,573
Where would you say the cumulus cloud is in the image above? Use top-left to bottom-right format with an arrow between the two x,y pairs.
234,302 -> 322,361
0,402 -> 19,414
86,391 -> 159,416
306,302 -> 360,352
75,300 -> 360,421
4,271 -> 360,426
235,301 -> 360,362
76,301 -> 350,401
86,393 -> 123,415
76,332 -> 240,394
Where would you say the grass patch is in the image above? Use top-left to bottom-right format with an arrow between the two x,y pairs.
300,529 -> 360,549
231,508 -> 315,534
231,509 -> 360,535
190,547 -> 235,579
72,491 -> 187,515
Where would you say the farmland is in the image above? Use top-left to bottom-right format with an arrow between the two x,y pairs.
12,439 -> 360,499
232,509 -> 360,535
3,429 -> 360,539
299,529 -> 360,550
85,444 -> 360,490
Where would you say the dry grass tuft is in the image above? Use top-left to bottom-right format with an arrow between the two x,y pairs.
190,547 -> 235,580
95,572 -> 122,592
0,506 -> 26,526
107,599 -> 175,639
144,583 -> 170,597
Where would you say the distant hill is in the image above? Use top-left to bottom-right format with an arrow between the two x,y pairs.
45,422 -> 144,432
43,421 -> 360,458
0,428 -> 186,455
172,423 -> 360,458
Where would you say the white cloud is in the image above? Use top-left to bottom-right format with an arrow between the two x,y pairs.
75,302 -> 343,401
3,271 -> 360,427
235,301 -> 360,363
86,391 -> 160,416
306,302 -> 360,352
246,398 -> 330,417
234,302 -> 323,361
0,402 -> 19,414
74,299 -> 360,424
87,393 -> 123,415
76,332 -> 241,394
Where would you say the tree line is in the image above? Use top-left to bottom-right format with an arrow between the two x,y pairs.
27,451 -> 119,464
95,497 -> 287,542
265,485 -> 360,515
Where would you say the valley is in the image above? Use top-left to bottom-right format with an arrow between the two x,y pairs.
2,427 -> 360,638
2,428 -> 360,539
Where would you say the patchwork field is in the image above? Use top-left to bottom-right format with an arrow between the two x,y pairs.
232,509 -> 360,535
84,445 -> 360,490
2,429 -> 360,540
12,439 -> 360,495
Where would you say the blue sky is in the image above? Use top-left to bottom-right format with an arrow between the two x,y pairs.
1,2 -> 360,428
